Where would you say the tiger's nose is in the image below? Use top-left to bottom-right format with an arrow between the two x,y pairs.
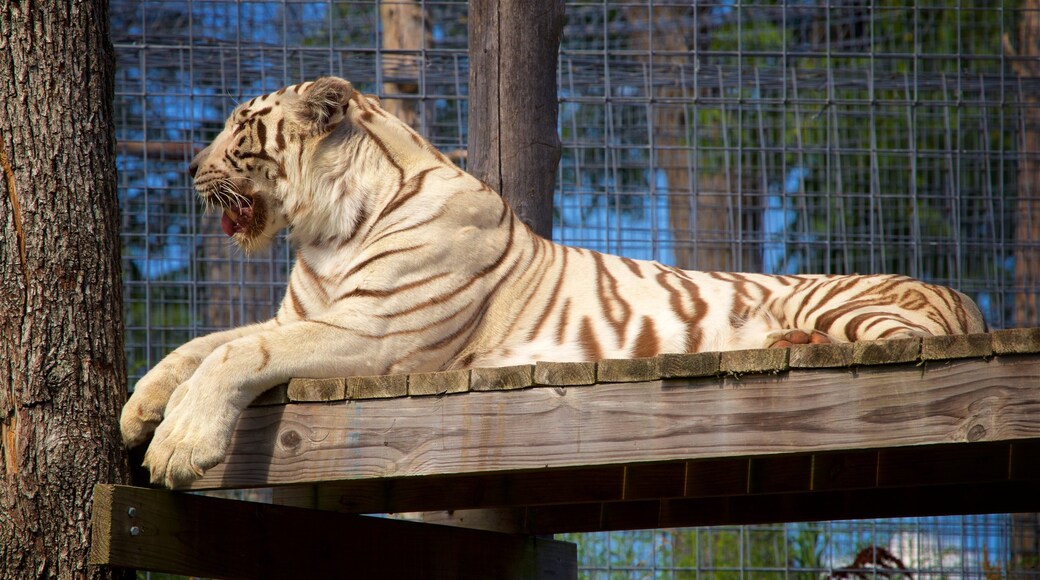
188,146 -> 208,179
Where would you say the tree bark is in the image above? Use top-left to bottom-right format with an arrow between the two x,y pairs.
0,0 -> 132,577
380,0 -> 429,128
1003,4 -> 1040,574
1006,2 -> 1040,328
625,6 -> 741,271
467,0 -> 564,238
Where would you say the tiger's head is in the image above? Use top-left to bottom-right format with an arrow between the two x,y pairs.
189,77 -> 359,252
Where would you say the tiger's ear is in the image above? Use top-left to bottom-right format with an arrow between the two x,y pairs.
294,77 -> 355,132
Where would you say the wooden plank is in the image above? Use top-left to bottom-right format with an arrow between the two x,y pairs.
597,357 -> 661,382
789,343 -> 854,368
991,327 -> 1040,354
191,355 -> 1040,490
658,351 -> 720,378
346,374 -> 407,399
288,377 -> 346,402
921,333 -> 993,360
534,361 -> 597,386
251,383 -> 289,406
408,369 -> 470,396
471,364 -> 535,391
852,337 -> 920,365
90,484 -> 576,579
719,348 -> 788,374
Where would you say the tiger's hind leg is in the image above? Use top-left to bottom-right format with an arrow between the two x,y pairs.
765,329 -> 832,348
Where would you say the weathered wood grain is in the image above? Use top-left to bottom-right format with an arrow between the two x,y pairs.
535,361 -> 597,386
192,355 -> 1040,490
992,327 -> 1040,354
719,348 -> 788,374
659,352 -> 721,378
467,0 -> 565,238
853,337 -> 920,365
597,357 -> 660,382
921,333 -> 993,360
789,343 -> 854,368
409,369 -> 470,396
288,378 -> 346,402
346,374 -> 407,399
471,364 -> 534,391
90,484 -> 576,579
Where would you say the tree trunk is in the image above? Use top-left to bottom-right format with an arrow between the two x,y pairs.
623,6 -> 748,271
1008,1 -> 1040,328
380,0 -> 429,129
467,0 -> 565,238
0,0 -> 133,577
1004,4 -> 1040,574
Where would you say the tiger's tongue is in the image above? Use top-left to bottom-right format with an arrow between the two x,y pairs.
221,211 -> 236,236
220,204 -> 252,237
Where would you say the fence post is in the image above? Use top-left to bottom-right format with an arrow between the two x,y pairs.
467,0 -> 565,239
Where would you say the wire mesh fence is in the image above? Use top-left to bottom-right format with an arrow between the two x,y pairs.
113,0 -> 1040,576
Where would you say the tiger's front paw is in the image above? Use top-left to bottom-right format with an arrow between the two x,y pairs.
121,353 -> 203,448
141,389 -> 236,488
121,373 -> 180,449
120,398 -> 164,450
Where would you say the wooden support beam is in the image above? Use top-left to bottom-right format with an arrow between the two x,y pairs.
90,484 -> 576,579
264,438 -> 1040,533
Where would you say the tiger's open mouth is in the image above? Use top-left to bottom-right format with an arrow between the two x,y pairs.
196,178 -> 267,241
221,198 -> 255,237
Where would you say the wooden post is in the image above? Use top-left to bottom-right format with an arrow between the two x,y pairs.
467,0 -> 565,239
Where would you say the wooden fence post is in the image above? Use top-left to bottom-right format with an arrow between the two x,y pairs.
467,0 -> 565,239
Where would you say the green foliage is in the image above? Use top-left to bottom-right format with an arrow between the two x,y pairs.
678,0 -> 1020,296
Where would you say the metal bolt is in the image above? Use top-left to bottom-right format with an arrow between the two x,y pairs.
127,507 -> 137,518
130,526 -> 141,537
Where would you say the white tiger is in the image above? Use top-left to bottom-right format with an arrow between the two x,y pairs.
121,77 -> 986,488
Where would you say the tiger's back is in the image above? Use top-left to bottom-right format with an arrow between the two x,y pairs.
122,76 -> 986,488
458,243 -> 984,369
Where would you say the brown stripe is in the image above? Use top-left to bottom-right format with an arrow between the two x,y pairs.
288,281 -> 308,319
377,167 -> 435,221
620,257 -> 643,278
632,316 -> 660,358
657,271 -> 706,352
529,243 -> 566,340
337,244 -> 425,285
578,316 -> 603,361
295,257 -> 331,302
255,336 -> 271,372
376,219 -> 515,319
275,118 -> 286,150
338,271 -> 451,301
591,251 -> 633,344
555,297 -> 571,345
359,122 -> 405,180
365,207 -> 448,247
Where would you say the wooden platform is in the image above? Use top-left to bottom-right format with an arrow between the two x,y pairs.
92,329 -> 1040,577
194,329 -> 1040,530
